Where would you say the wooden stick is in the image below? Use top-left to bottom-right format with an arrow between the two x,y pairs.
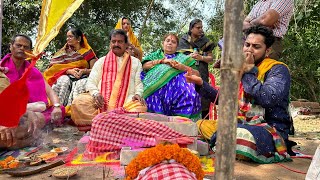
106,167 -> 110,178
25,146 -> 42,157
4,159 -> 65,177
214,0 -> 244,180
102,166 -> 105,180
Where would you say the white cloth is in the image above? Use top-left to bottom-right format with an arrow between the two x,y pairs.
86,54 -> 143,104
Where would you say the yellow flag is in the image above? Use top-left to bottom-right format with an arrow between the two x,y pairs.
33,0 -> 84,55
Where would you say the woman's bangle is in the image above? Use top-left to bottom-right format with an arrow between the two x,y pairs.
86,68 -> 90,74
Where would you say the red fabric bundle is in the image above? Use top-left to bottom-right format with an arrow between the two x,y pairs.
0,60 -> 36,127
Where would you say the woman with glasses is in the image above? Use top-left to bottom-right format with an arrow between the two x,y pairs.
44,28 -> 98,116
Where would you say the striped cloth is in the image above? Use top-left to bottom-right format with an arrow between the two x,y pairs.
83,110 -> 194,159
137,162 -> 197,180
247,0 -> 294,38
100,51 -> 131,112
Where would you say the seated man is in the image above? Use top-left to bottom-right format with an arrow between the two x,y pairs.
0,34 -> 64,149
185,25 -> 294,163
71,29 -> 145,130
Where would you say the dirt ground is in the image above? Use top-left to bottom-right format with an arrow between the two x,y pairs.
232,115 -> 320,180
0,115 -> 319,180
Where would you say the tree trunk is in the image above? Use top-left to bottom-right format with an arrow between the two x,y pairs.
214,0 -> 244,180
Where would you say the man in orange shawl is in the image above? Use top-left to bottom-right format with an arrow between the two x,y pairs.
115,17 -> 143,60
71,29 -> 145,131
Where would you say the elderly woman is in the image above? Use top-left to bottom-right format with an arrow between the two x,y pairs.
115,17 -> 143,60
142,33 -> 201,121
44,28 -> 98,115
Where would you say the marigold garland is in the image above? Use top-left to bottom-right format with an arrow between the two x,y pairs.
125,143 -> 204,180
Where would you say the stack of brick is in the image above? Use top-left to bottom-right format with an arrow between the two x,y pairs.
291,100 -> 320,115
120,112 -> 209,165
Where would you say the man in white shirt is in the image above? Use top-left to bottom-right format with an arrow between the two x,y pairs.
71,29 -> 144,128
243,0 -> 294,60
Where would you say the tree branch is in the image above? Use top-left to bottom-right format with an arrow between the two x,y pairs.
175,0 -> 201,34
138,0 -> 154,41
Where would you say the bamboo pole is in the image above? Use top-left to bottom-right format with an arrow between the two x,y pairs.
214,0 -> 244,180
0,0 -> 3,58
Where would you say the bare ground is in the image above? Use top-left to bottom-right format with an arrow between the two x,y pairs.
232,115 -> 320,180
0,115 -> 319,180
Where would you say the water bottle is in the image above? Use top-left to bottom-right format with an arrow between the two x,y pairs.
193,48 -> 199,65
193,48 -> 198,54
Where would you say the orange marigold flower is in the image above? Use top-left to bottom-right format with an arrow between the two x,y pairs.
4,156 -> 14,163
8,161 -> 19,169
125,143 -> 204,180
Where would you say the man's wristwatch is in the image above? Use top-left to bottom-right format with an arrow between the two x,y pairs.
92,92 -> 100,98
53,103 -> 61,108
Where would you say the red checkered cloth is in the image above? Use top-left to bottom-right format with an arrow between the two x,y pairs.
83,111 -> 193,159
137,162 -> 197,180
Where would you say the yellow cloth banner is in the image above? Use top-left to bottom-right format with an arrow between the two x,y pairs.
71,153 -> 119,165
33,0 -> 84,55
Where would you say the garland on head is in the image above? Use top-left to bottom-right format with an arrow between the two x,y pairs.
125,143 -> 204,180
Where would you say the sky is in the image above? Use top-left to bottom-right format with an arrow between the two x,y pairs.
161,0 -> 221,31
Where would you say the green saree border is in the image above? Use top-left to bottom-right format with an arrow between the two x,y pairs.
142,49 -> 196,98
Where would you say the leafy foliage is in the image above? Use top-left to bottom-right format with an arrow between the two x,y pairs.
1,0 -> 319,102
2,0 -> 41,56
209,0 -> 320,102
282,0 -> 320,102
48,0 -> 170,58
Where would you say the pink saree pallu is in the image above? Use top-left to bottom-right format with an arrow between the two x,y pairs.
83,110 -> 194,160
136,162 -> 197,180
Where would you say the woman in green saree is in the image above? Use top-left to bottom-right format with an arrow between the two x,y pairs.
141,33 -> 201,120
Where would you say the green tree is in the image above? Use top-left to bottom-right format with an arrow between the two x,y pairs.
2,0 -> 41,57
2,0 -> 175,70
209,0 -> 320,102
282,0 -> 320,102
47,0 -> 174,58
